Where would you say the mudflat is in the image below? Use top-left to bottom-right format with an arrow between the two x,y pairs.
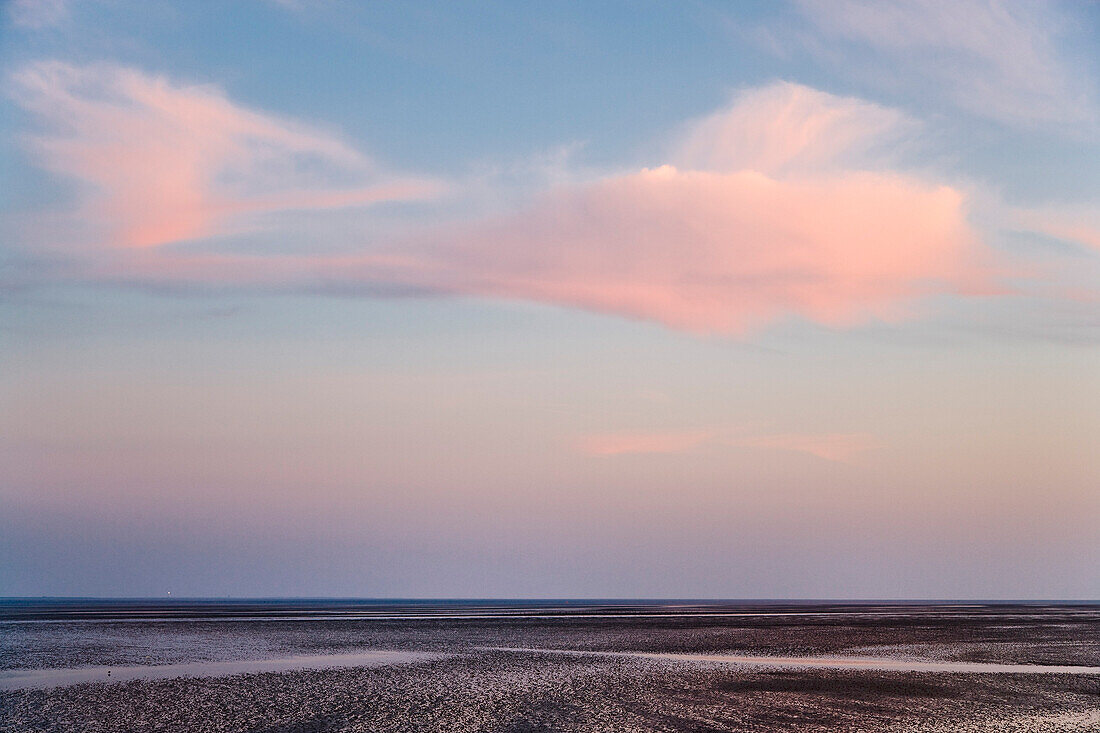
2,600 -> 1098,732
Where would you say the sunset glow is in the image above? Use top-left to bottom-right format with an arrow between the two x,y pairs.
1,0 -> 1098,600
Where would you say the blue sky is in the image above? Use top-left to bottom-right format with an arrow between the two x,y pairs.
1,0 -> 1098,598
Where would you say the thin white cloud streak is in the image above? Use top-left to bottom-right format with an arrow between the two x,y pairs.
10,61 -> 440,249
794,0 -> 1096,129
731,432 -> 875,463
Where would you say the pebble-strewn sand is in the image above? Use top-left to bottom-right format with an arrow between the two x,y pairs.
2,602 -> 1098,732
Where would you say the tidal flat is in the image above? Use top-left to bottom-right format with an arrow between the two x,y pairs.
1,600 -> 1098,732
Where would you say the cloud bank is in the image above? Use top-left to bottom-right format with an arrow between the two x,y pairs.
13,66 -> 994,335
369,83 -> 987,333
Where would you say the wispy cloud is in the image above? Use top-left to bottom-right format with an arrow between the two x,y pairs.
579,431 -> 713,457
11,62 -> 439,249
730,432 -> 875,463
579,427 -> 875,463
1013,207 -> 1100,254
7,0 -> 71,29
794,0 -> 1096,129
673,81 -> 913,174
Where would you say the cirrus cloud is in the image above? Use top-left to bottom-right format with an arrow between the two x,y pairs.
793,0 -> 1097,130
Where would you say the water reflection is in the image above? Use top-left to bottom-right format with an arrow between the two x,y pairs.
0,650 -> 442,690
491,647 -> 1100,675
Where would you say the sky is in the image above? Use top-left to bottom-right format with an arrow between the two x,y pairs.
1,0 -> 1098,599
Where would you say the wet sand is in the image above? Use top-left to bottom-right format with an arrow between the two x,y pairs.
2,600 -> 1098,732
0,650 -> 442,690
486,646 -> 1100,674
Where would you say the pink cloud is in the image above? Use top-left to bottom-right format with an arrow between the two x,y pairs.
395,164 -> 984,334
579,428 -> 875,463
12,62 -> 438,249
16,75 -> 991,336
333,82 -> 986,334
